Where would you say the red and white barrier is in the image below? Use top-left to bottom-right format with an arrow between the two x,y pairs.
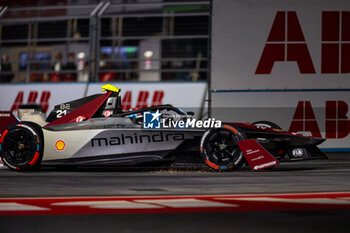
1,192 -> 350,215
0,157 -> 4,169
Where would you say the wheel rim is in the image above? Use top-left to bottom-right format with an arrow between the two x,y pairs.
203,128 -> 243,168
2,128 -> 38,167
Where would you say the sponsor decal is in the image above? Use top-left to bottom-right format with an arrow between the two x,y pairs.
292,148 -> 304,157
289,100 -> 350,138
256,11 -> 350,75
246,149 -> 260,155
256,11 -> 315,75
251,155 -> 265,161
238,139 -> 279,170
59,104 -> 71,110
9,89 -> 165,115
0,113 -> 10,117
91,132 -> 185,147
55,140 -> 65,151
11,91 -> 51,113
253,161 -> 278,170
104,110 -> 112,118
122,90 -> 164,111
76,116 -> 86,122
143,110 -> 221,129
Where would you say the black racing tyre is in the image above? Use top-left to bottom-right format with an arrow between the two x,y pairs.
252,121 -> 282,130
0,122 -> 43,171
200,124 -> 246,171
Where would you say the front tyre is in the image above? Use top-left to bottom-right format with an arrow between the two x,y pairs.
0,122 -> 43,171
200,124 -> 246,171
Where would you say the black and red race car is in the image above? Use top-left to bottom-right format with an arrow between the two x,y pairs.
0,84 -> 326,172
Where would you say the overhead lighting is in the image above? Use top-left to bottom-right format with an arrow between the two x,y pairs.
144,50 -> 153,58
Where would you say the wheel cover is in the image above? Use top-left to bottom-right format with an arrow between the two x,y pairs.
2,127 -> 38,168
202,128 -> 243,170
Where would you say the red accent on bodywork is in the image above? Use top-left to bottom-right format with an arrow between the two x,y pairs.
237,139 -> 279,170
29,152 -> 40,166
0,112 -> 19,135
0,129 -> 9,143
45,92 -> 112,127
231,122 -> 316,139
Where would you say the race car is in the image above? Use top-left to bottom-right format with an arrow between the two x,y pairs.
0,84 -> 327,172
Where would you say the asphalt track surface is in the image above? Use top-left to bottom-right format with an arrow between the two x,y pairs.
1,153 -> 350,233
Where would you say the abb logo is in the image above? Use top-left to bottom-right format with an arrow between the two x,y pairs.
322,11 -> 350,73
10,90 -> 164,113
11,91 -> 51,113
256,11 -> 350,74
121,90 -> 164,111
289,100 -> 350,139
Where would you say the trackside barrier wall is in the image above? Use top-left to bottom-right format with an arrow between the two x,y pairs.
86,82 -> 207,117
213,90 -> 350,150
211,0 -> 350,151
0,82 -> 207,119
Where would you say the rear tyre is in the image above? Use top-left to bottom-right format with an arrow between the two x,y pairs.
0,122 -> 43,171
252,121 -> 282,130
200,124 -> 246,171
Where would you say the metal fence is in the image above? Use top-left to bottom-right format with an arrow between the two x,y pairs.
0,1 -> 210,83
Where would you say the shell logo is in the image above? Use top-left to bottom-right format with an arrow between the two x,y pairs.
76,116 -> 86,122
55,140 -> 66,151
104,110 -> 112,117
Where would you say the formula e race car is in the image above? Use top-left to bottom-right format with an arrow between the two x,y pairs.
0,84 -> 327,172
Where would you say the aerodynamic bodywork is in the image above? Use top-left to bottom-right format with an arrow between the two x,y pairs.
0,84 -> 327,172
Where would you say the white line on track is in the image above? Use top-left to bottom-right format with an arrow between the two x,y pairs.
2,191 -> 350,200
136,198 -> 238,208
0,203 -> 49,211
215,197 -> 350,205
281,161 -> 350,165
52,200 -> 162,209
51,199 -> 238,209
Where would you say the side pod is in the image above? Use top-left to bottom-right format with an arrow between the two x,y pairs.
237,139 -> 279,170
